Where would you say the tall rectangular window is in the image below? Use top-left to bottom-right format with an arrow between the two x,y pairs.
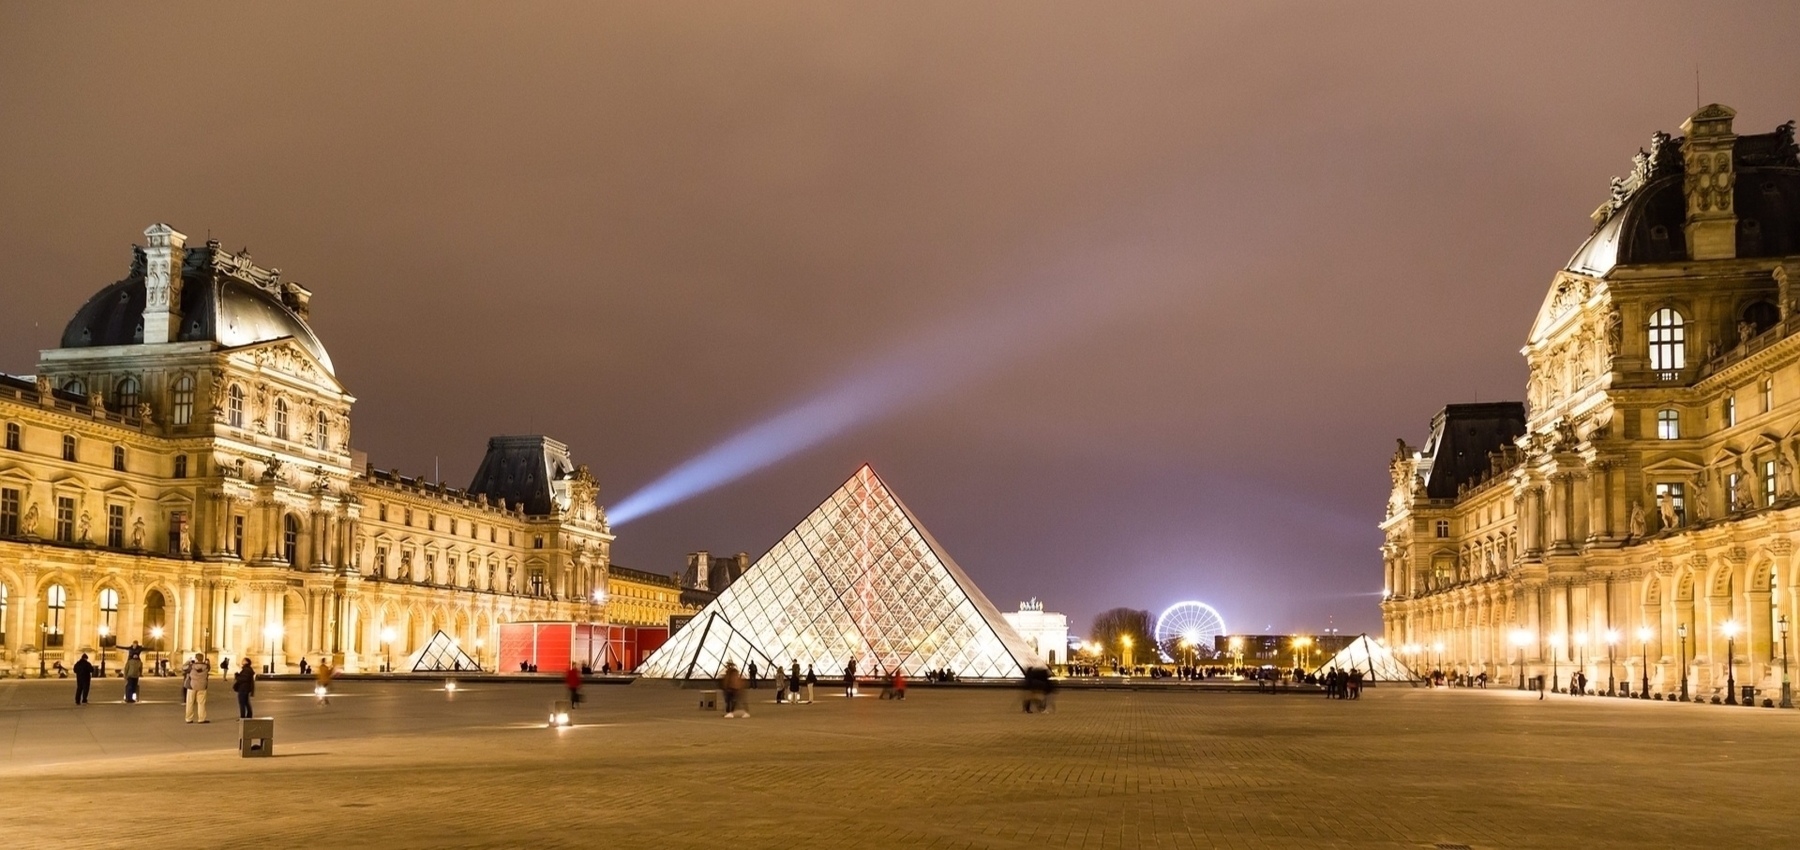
173,455 -> 187,479
233,515 -> 244,556
1725,396 -> 1736,427
112,445 -> 126,472
61,434 -> 76,462
106,504 -> 124,548
171,375 -> 195,426
1766,460 -> 1778,507
1654,482 -> 1686,529
1657,409 -> 1680,440
4,422 -> 18,451
55,497 -> 74,542
1434,520 -> 1449,538
1764,377 -> 1775,413
1648,308 -> 1686,378
0,583 -> 7,646
168,511 -> 187,555
0,488 -> 17,536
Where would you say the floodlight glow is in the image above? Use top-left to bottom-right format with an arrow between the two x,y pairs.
150,626 -> 163,639
607,248 -> 1192,525
1636,626 -> 1653,642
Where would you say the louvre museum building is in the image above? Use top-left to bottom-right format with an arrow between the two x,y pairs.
0,225 -> 697,675
1382,105 -> 1800,699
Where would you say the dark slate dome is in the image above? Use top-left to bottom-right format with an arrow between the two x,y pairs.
60,243 -> 334,374
1567,124 -> 1800,277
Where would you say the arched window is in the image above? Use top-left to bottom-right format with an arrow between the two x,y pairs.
63,378 -> 86,398
170,375 -> 195,425
1648,308 -> 1685,377
143,589 -> 166,647
227,384 -> 244,428
283,514 -> 300,564
98,587 -> 119,644
114,376 -> 140,411
274,399 -> 289,440
1656,408 -> 1680,440
45,584 -> 66,646
1744,301 -> 1779,337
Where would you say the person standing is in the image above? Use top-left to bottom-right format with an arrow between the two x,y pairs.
773,665 -> 788,704
123,651 -> 143,704
315,658 -> 334,705
72,653 -> 95,704
804,664 -> 817,704
182,654 -> 211,723
843,658 -> 857,698
565,665 -> 583,707
233,658 -> 256,718
748,660 -> 759,690
788,660 -> 801,704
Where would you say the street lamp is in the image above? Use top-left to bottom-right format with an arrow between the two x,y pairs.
1292,636 -> 1312,678
1573,631 -> 1588,695
1722,620 -> 1740,704
1780,615 -> 1793,709
589,589 -> 608,672
1228,635 -> 1244,676
1509,629 -> 1530,690
1431,641 -> 1444,674
1635,626 -> 1652,698
1121,635 -> 1134,672
1547,633 -> 1563,694
98,624 -> 110,677
381,627 -> 396,673
263,623 -> 283,674
39,623 -> 47,678
475,636 -> 486,673
1677,622 -> 1689,701
1604,629 -> 1619,696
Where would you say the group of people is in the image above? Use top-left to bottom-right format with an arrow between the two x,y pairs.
1320,667 -> 1363,699
60,649 -> 336,722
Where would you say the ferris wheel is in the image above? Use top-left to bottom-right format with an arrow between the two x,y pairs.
1154,601 -> 1228,660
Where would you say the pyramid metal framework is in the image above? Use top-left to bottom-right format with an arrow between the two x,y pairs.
1310,634 -> 1420,683
637,465 -> 1042,680
404,630 -> 483,673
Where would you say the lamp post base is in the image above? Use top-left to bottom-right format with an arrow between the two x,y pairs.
1782,682 -> 1793,709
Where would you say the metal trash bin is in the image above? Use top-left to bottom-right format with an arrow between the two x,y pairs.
1744,685 -> 1757,704
239,718 -> 274,758
698,690 -> 719,710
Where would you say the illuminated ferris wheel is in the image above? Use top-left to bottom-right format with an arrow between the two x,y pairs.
1154,601 -> 1227,661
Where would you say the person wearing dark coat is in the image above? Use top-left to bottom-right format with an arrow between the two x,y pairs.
844,658 -> 857,697
233,658 -> 257,718
73,654 -> 95,704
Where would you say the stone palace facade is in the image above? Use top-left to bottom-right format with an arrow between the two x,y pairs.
0,224 -> 696,674
1382,105 -> 1800,699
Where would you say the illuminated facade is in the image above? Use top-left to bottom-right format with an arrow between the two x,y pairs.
0,225 -> 625,674
1382,105 -> 1800,699
1001,599 -> 1069,665
638,465 -> 1041,679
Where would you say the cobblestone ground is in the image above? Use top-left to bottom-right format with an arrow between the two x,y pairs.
2,677 -> 1797,849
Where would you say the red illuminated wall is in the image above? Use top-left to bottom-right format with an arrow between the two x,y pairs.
498,622 -> 669,673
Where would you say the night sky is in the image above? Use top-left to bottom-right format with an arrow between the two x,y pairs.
4,3 -> 1799,637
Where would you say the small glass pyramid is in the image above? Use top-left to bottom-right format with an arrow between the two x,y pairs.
404,629 -> 483,673
1310,634 -> 1420,682
638,465 -> 1042,680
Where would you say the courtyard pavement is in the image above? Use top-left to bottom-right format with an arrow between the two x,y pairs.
1,676 -> 1797,849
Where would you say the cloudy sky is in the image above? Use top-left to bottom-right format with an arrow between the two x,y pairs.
4,2 -> 1798,636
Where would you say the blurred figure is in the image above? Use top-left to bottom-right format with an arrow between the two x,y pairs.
773,664 -> 788,704
788,660 -> 802,704
182,654 -> 211,723
843,658 -> 857,698
721,661 -> 749,718
566,665 -> 583,707
122,651 -> 143,703
72,653 -> 94,704
315,658 -> 334,705
1022,666 -> 1055,713
233,658 -> 257,718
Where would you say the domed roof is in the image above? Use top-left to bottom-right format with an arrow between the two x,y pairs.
60,242 -> 334,374
1567,124 -> 1800,277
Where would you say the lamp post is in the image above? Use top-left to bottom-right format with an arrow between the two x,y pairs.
1572,631 -> 1588,695
381,627 -> 396,673
475,636 -> 486,673
98,624 -> 110,677
1509,629 -> 1529,690
1431,641 -> 1444,676
1292,636 -> 1312,679
1781,615 -> 1793,709
1604,629 -> 1619,696
590,589 -> 608,672
1547,633 -> 1563,694
1636,626 -> 1652,698
1228,635 -> 1244,677
39,623 -> 47,678
1121,635 -> 1134,674
1677,622 -> 1689,701
263,623 -> 283,675
1722,620 -> 1740,704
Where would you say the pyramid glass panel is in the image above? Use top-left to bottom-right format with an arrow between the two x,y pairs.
403,630 -> 482,673
1310,634 -> 1422,682
638,465 -> 1042,679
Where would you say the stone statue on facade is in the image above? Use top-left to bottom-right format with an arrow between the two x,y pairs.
1657,490 -> 1678,531
130,516 -> 145,549
34,375 -> 51,397
21,502 -> 38,537
1733,468 -> 1755,512
1628,500 -> 1647,539
77,510 -> 91,543
1692,475 -> 1711,522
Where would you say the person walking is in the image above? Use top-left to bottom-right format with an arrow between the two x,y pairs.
123,651 -> 143,704
843,658 -> 857,698
182,654 -> 211,723
72,653 -> 95,704
721,661 -> 748,718
892,669 -> 907,701
565,665 -> 583,707
233,658 -> 257,718
804,664 -> 817,704
773,665 -> 788,704
315,658 -> 334,705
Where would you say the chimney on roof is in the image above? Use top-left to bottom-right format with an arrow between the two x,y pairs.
1681,103 -> 1738,260
141,223 -> 187,344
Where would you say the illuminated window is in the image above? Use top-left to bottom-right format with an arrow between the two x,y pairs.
98,587 -> 119,639
4,422 -> 17,450
1648,308 -> 1685,378
315,411 -> 329,450
45,584 -> 66,645
1766,460 -> 1778,507
114,376 -> 140,412
1434,520 -> 1449,538
227,384 -> 244,428
55,497 -> 74,542
1764,377 -> 1775,413
107,504 -> 124,548
1725,396 -> 1736,427
171,375 -> 194,425
1654,482 -> 1686,529
168,511 -> 187,555
284,514 -> 300,563
1657,409 -> 1680,440
233,515 -> 244,555
62,434 -> 76,462
274,399 -> 289,440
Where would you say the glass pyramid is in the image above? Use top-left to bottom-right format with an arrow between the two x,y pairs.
638,465 -> 1043,680
1309,634 -> 1420,682
404,629 -> 483,673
